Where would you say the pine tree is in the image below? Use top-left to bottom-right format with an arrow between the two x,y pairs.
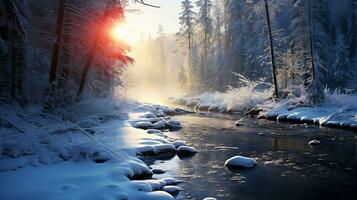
195,0 -> 213,90
212,1 -> 224,91
291,0 -> 311,86
305,0 -> 325,104
264,0 -> 279,98
48,0 -> 66,84
177,0 -> 196,90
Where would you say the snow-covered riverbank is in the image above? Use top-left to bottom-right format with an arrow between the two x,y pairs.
257,94 -> 357,130
0,100 -> 191,200
172,91 -> 357,130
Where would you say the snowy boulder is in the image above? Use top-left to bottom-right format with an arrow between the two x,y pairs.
145,191 -> 174,200
177,146 -> 198,157
308,140 -> 320,146
166,119 -> 181,126
224,156 -> 257,169
172,140 -> 187,149
133,121 -> 153,129
162,186 -> 183,196
203,198 -> 217,200
137,144 -> 176,156
145,179 -> 166,191
165,120 -> 183,130
152,169 -> 166,174
147,129 -> 163,134
235,119 -> 244,126
258,132 -> 265,136
147,117 -> 168,123
140,112 -> 158,119
160,177 -> 181,185
153,144 -> 176,154
152,120 -> 167,129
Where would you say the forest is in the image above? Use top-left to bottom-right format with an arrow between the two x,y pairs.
0,0 -> 357,200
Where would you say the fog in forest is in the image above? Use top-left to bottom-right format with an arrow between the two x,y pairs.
124,33 -> 186,103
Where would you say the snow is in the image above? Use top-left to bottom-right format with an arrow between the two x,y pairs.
130,108 -> 184,131
136,144 -> 176,156
152,168 -> 166,174
225,156 -> 257,168
259,93 -> 357,130
160,177 -> 180,185
172,84 -> 271,113
235,118 -> 244,126
177,146 -> 198,157
0,101 -> 186,200
174,89 -> 357,130
203,198 -> 217,200
140,112 -> 158,119
147,129 -> 163,134
152,120 -> 167,129
172,140 -> 188,148
308,140 -> 321,146
132,121 -> 154,129
0,161 -> 174,200
162,185 -> 183,195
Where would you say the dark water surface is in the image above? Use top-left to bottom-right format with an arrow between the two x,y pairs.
150,112 -> 357,200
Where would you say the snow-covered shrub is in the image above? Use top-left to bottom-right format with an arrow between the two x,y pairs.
178,74 -> 272,112
0,97 -> 129,171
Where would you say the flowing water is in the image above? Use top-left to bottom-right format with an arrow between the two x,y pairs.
147,111 -> 357,200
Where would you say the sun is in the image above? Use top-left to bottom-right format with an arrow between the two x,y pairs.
110,22 -> 138,45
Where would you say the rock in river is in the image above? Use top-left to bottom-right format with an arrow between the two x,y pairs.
162,185 -> 182,196
177,146 -> 198,157
308,140 -> 321,146
225,156 -> 257,168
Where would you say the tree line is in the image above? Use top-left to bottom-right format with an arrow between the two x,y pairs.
177,0 -> 357,104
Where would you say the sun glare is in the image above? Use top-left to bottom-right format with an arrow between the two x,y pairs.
110,22 -> 138,45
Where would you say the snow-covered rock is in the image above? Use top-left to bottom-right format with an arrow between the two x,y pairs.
165,120 -> 183,130
160,177 -> 179,185
308,140 -> 321,146
152,120 -> 167,129
162,186 -> 182,196
235,119 -> 244,126
132,121 -> 153,129
172,140 -> 187,149
140,112 -> 158,119
147,117 -> 168,123
137,144 -> 176,156
166,119 -> 181,126
203,198 -> 217,200
177,146 -> 198,157
147,129 -> 163,134
224,156 -> 257,168
152,169 -> 165,174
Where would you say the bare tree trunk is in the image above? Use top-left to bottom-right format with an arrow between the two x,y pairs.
77,43 -> 97,96
10,18 -> 17,99
308,0 -> 316,80
264,0 -> 279,99
306,0 -> 324,104
60,5 -> 71,82
48,0 -> 66,84
77,4 -> 114,97
7,1 -> 26,104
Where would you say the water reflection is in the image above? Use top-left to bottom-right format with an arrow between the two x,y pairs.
149,113 -> 357,200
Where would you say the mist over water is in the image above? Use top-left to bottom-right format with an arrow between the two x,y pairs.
124,35 -> 186,104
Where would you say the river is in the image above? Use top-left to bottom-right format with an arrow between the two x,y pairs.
144,110 -> 357,200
